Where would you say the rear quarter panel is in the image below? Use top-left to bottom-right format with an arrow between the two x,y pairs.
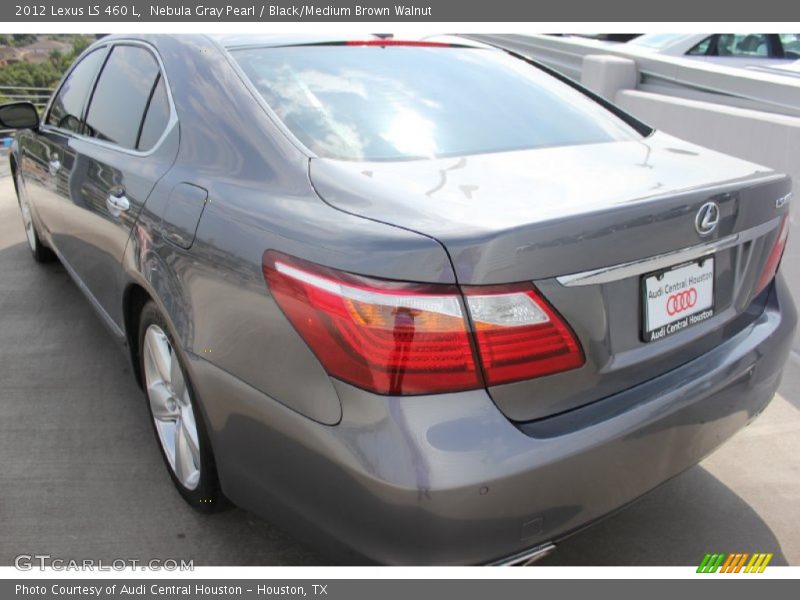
122,34 -> 457,425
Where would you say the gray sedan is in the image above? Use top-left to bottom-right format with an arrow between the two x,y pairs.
1,34 -> 795,565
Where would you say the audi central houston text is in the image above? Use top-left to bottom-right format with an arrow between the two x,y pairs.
15,584 -> 252,597
2,34 -> 794,565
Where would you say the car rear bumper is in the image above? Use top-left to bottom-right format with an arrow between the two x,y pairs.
187,274 -> 796,565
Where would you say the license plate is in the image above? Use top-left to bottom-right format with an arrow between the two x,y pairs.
642,258 -> 715,342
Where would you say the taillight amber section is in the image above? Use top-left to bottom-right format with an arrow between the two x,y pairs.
262,251 -> 481,395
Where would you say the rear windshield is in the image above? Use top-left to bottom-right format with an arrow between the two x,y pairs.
231,45 -> 642,161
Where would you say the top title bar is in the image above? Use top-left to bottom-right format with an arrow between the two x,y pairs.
2,0 -> 799,22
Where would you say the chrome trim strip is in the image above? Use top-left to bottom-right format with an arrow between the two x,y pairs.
41,39 -> 178,158
41,42 -> 112,130
556,217 -> 781,287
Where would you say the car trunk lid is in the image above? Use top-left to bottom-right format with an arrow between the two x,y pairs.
309,132 -> 791,421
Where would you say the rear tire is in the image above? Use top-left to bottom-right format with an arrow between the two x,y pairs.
15,170 -> 55,263
138,301 -> 227,513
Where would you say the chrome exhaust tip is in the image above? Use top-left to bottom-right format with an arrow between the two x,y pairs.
491,542 -> 556,566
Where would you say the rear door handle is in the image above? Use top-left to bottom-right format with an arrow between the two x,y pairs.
106,192 -> 130,217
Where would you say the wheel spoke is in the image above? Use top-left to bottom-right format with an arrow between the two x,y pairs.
173,419 -> 186,483
145,329 -> 172,385
148,381 -> 178,422
170,351 -> 186,400
174,417 -> 200,488
184,469 -> 201,489
180,408 -> 201,466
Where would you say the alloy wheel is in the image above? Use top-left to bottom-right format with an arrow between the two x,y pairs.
142,324 -> 201,490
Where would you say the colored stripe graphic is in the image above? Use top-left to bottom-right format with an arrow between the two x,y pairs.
745,553 -> 774,573
697,553 -> 713,573
745,554 -> 760,573
734,553 -> 749,573
698,553 -> 727,573
720,553 -> 736,573
697,552 -> 771,573
759,554 -> 773,573
710,553 -> 725,573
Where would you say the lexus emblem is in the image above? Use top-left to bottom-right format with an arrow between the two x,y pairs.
695,202 -> 720,236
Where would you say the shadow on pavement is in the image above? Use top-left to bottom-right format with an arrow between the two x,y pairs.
536,465 -> 789,566
776,352 -> 800,411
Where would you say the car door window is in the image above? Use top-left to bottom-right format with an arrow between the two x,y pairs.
137,74 -> 171,151
84,45 -> 163,150
715,34 -> 769,57
46,48 -> 107,133
779,34 -> 800,59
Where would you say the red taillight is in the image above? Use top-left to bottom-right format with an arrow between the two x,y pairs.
262,251 -> 481,395
463,284 -> 585,386
754,215 -> 790,296
263,252 -> 584,395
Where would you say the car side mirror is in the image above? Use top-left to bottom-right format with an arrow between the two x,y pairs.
0,102 -> 40,130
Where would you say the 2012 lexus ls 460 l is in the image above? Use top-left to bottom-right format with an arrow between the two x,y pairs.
2,34 -> 795,565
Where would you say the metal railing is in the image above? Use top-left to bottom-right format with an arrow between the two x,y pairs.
0,84 -> 54,110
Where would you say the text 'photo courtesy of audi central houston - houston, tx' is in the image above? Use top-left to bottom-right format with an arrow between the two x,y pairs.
1,33 -> 795,565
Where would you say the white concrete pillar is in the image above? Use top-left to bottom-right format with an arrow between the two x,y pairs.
581,55 -> 638,101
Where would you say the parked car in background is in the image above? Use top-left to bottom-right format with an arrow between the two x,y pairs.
1,33 -> 796,565
625,33 -> 800,67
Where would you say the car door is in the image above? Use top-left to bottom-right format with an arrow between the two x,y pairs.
19,46 -> 109,245
57,42 -> 177,330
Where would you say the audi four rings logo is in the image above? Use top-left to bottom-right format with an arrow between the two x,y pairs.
667,288 -> 698,316
695,202 -> 720,236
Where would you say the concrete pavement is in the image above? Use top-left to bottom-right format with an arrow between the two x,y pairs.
1,169 -> 798,566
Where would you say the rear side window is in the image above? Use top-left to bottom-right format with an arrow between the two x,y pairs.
85,45 -> 166,150
46,48 -> 107,133
232,46 -> 641,161
138,75 -> 170,151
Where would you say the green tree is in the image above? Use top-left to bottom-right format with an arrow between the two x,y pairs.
10,34 -> 37,47
0,35 -> 96,92
71,36 -> 92,56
